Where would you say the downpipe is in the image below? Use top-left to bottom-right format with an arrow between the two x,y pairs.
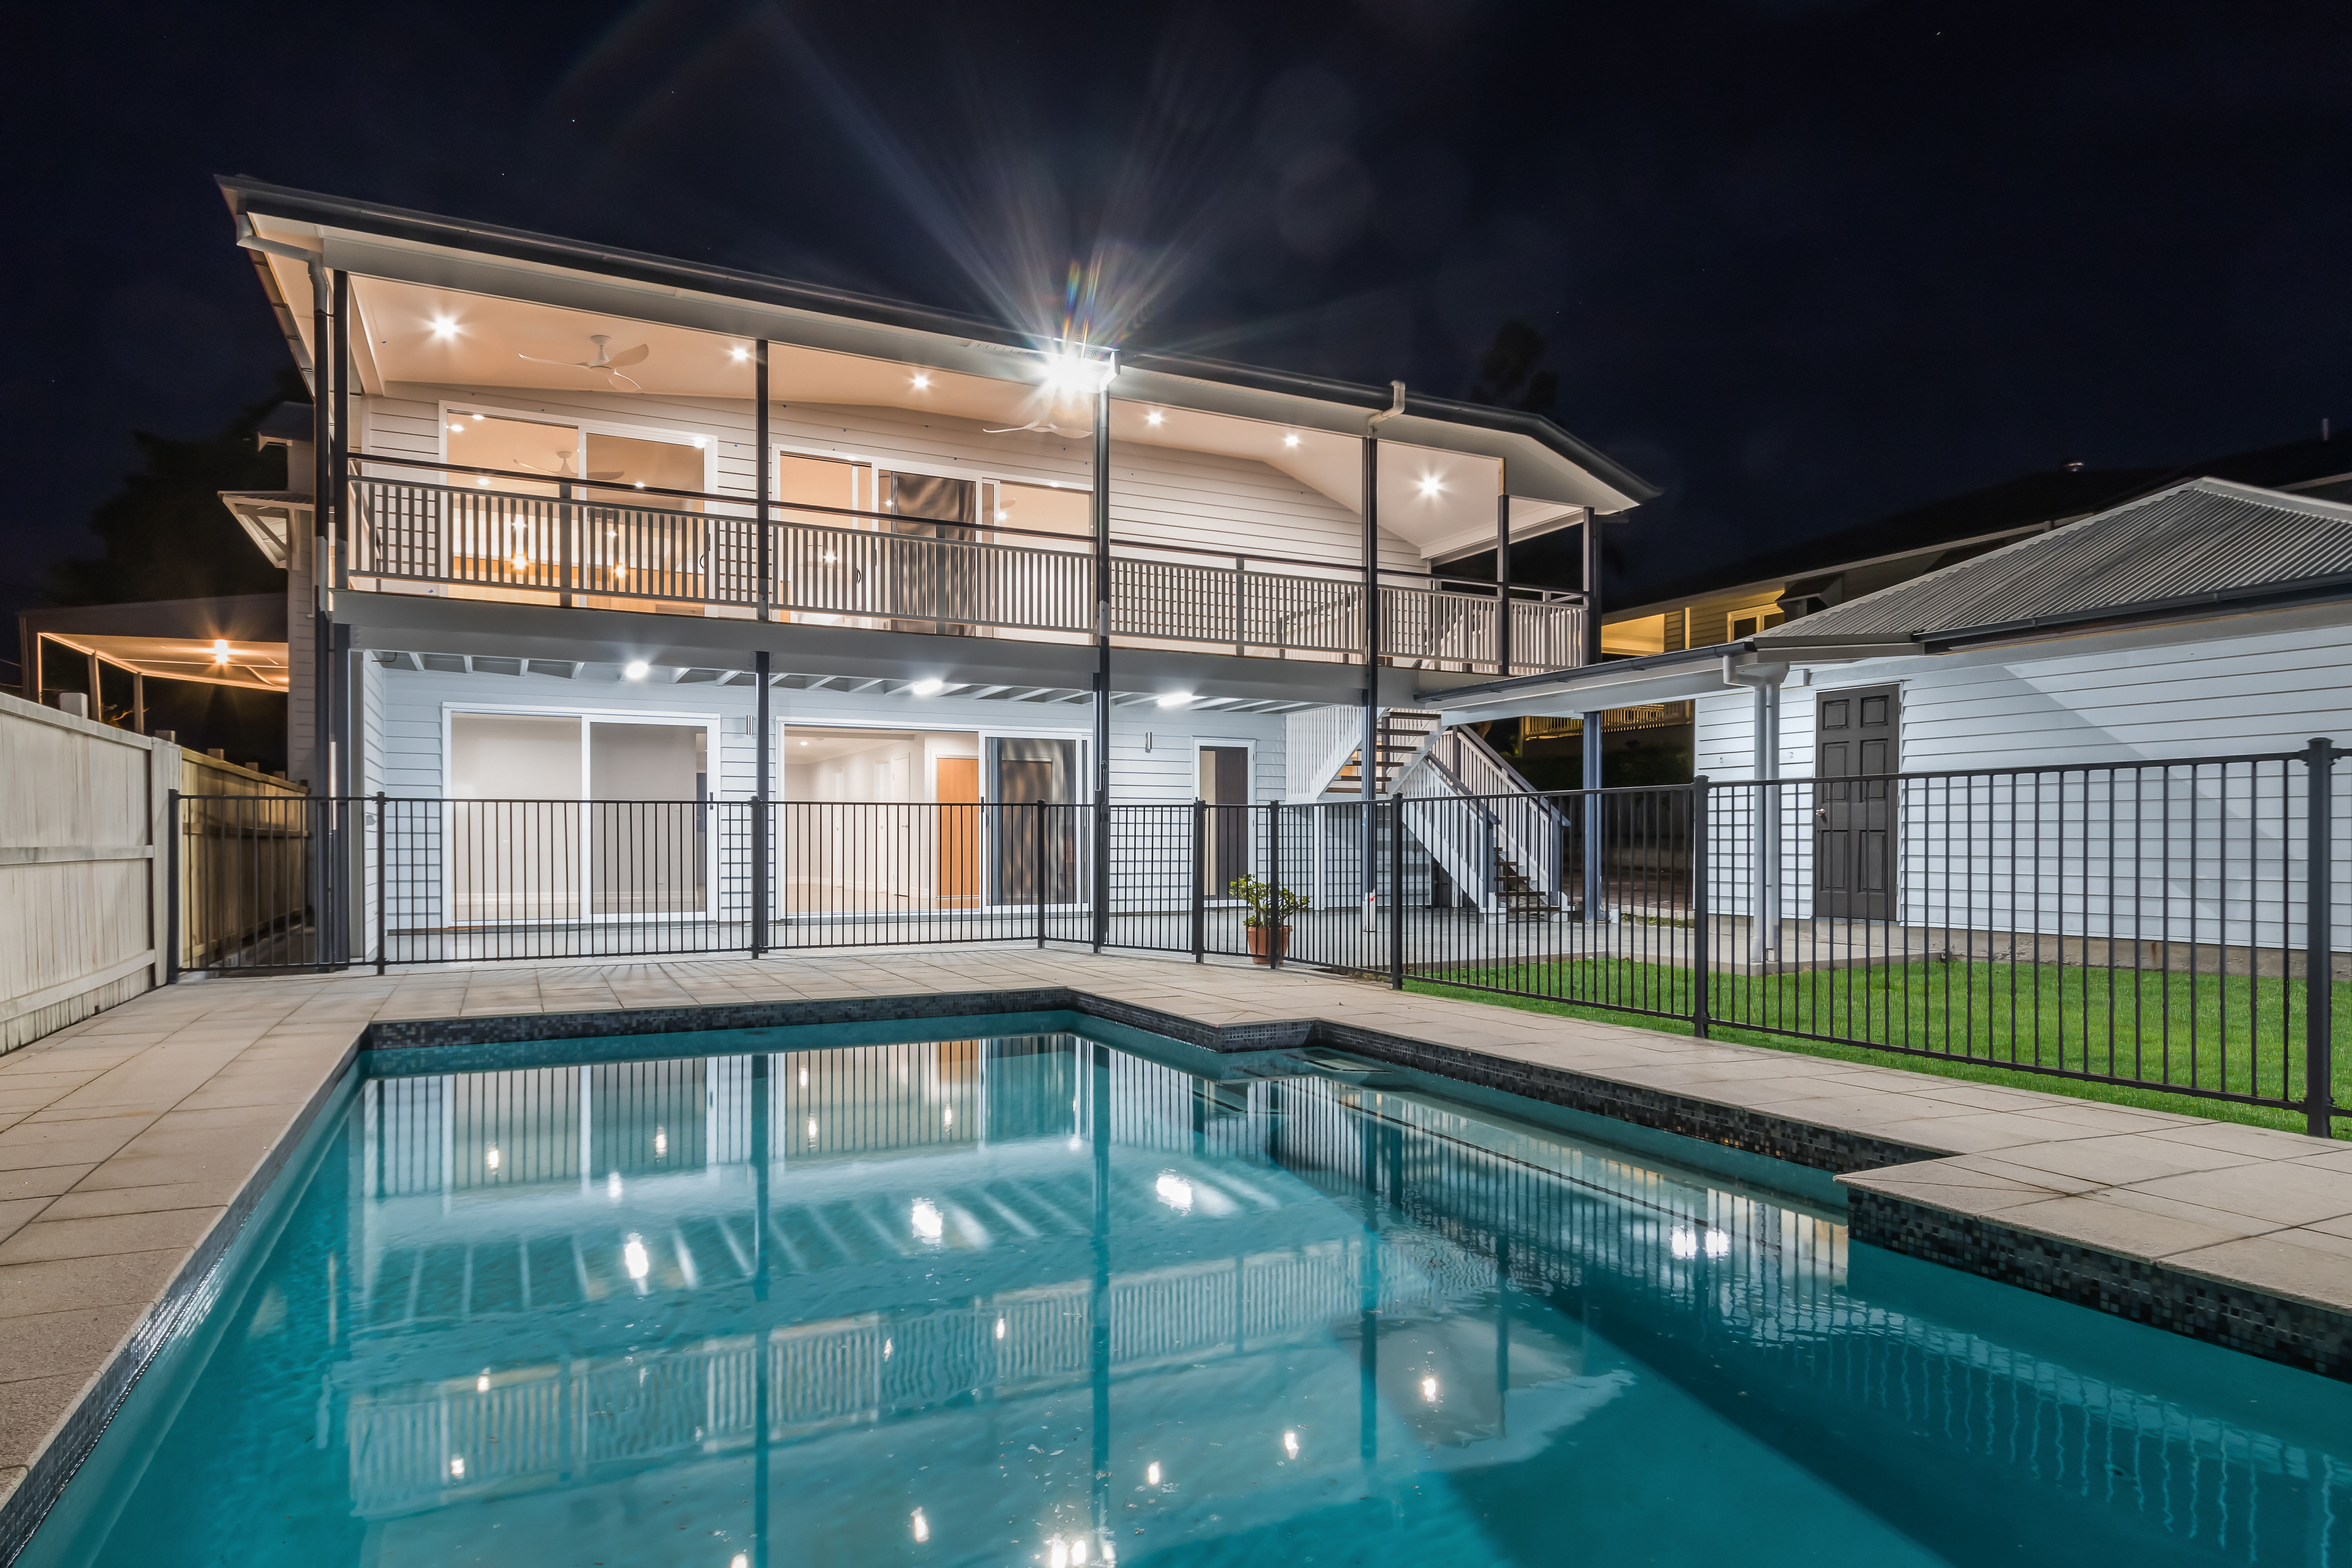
1721,656 -> 1805,964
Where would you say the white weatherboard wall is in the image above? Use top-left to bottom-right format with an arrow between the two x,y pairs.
1691,623 -> 2352,946
0,691 -> 174,1052
361,391 -> 1424,572
366,664 -> 1285,806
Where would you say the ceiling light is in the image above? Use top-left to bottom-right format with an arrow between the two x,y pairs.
730,347 -> 748,362
1145,410 -> 1164,426
212,639 -> 230,665
476,1373 -> 490,1392
691,435 -> 706,448
430,317 -> 456,338
624,661 -> 650,680
633,480 -> 646,488
1283,433 -> 1300,448
471,412 -> 482,421
799,739 -> 809,746
1156,691 -> 1192,709
476,477 -> 490,487
943,1107 -> 953,1127
807,1118 -> 818,1138
1419,475 -> 1443,497
448,422 -> 464,434
909,678 -> 945,697
485,1147 -> 501,1170
654,1128 -> 668,1156
911,373 -> 931,390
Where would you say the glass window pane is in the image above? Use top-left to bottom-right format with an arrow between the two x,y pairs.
448,714 -> 580,924
588,722 -> 706,916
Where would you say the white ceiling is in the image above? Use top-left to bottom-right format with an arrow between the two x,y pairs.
309,271 -> 1586,559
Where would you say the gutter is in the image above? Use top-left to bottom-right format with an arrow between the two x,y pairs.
1916,573 -> 2352,652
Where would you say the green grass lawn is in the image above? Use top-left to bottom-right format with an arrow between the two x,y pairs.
1404,958 -> 2350,1139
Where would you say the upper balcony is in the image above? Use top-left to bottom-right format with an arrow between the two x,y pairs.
343,457 -> 1587,676
229,202 -> 1644,684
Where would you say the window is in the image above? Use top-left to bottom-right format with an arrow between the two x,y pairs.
446,712 -> 712,922
1728,608 -> 1785,641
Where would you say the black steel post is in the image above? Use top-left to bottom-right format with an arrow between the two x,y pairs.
1269,801 -> 1285,969
1092,377 -> 1112,953
332,270 -> 350,594
1036,799 -> 1047,949
755,341 -> 771,623
374,791 -> 387,975
1361,434 -> 1381,916
165,788 -> 181,985
1388,796 -> 1405,989
1691,775 -> 1711,1038
2307,738 -> 2335,1138
1191,797 -> 1206,962
1495,488 -> 1512,678
753,650 -> 771,956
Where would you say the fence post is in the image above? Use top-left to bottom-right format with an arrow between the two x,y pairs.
1191,797 -> 1206,963
1035,799 -> 1047,950
1691,775 -> 1711,1039
374,792 -> 387,976
2307,738 -> 2335,1138
1389,796 -> 1405,990
1269,801 -> 1285,969
165,789 -> 181,985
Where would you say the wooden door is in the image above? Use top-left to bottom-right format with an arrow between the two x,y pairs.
936,757 -> 982,908
1815,685 -> 1898,920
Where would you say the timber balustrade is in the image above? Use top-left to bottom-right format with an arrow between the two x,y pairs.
344,460 -> 1583,674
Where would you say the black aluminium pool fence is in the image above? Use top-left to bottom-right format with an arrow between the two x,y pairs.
167,738 -> 2348,1134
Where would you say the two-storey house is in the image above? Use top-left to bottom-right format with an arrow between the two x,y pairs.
214,178 -> 1653,961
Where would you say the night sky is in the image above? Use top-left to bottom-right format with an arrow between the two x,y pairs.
11,0 -> 2352,626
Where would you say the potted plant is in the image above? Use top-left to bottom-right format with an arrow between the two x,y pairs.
1228,873 -> 1307,964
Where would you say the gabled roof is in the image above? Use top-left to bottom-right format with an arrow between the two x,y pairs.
1754,478 -> 2352,647
214,176 -> 1658,510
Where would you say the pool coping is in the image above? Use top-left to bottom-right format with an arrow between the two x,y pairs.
4,957 -> 2351,1564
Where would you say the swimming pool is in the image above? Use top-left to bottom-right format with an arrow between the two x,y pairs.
19,1013 -> 2352,1566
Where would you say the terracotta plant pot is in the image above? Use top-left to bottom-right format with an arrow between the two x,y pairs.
1247,924 -> 1290,965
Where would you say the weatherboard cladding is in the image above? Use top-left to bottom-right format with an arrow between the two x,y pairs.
1757,479 -> 2352,642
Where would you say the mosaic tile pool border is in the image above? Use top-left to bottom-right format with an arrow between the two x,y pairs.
1848,1190 -> 2352,1381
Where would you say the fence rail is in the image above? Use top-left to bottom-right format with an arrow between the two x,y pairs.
174,738 -> 2349,1133
345,474 -> 1581,673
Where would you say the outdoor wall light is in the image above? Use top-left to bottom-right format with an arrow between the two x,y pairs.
624,661 -> 650,680
909,678 -> 946,697
1156,691 -> 1193,708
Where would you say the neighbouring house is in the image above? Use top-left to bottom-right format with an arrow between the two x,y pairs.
215,177 -> 1654,958
1514,432 -> 2352,783
1438,477 -> 2352,952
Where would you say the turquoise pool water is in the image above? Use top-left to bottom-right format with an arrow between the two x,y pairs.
22,1015 -> 2352,1566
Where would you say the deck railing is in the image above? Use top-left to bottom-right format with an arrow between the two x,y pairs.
345,470 -> 1583,673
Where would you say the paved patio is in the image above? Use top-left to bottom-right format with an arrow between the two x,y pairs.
2,944 -> 2349,1551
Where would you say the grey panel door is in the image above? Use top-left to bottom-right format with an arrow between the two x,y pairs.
1815,685 -> 1898,920
1200,746 -> 1250,897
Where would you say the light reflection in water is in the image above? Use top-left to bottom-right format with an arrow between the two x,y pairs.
27,1032 -> 2352,1568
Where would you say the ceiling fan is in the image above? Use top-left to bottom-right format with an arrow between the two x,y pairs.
518,333 -> 649,391
509,448 -> 623,482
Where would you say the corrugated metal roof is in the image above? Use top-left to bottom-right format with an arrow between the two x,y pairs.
1754,479 -> 2352,643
